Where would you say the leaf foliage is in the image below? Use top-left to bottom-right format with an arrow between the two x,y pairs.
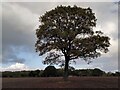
35,5 -> 110,65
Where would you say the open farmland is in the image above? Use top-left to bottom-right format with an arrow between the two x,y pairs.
2,77 -> 118,88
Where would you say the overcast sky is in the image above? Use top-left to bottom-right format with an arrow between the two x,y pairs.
0,1 -> 119,72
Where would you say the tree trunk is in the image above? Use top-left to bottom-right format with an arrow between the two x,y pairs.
64,55 -> 69,81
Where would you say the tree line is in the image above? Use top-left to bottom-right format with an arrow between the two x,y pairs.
1,66 -> 120,77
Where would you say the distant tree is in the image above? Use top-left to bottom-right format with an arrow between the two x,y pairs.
106,72 -> 113,76
115,72 -> 120,76
42,66 -> 57,77
92,68 -> 104,76
35,5 -> 110,80
57,69 -> 64,77
39,70 -> 44,77
29,71 -> 38,77
79,69 -> 88,76
35,70 -> 41,77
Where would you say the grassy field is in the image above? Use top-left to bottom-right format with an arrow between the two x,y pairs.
2,77 -> 118,88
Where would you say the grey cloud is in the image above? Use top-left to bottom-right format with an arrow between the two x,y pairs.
16,2 -> 118,39
3,56 -> 25,64
2,46 -> 25,63
14,2 -> 62,15
75,53 -> 118,72
2,3 -> 38,63
0,3 -> 2,62
118,4 -> 120,39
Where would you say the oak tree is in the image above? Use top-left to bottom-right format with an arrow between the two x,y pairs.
35,5 -> 110,79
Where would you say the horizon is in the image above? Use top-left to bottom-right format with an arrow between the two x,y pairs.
1,63 -> 119,73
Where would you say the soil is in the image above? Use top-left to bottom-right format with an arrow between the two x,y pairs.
2,76 -> 119,88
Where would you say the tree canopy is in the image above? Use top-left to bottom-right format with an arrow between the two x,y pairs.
42,66 -> 57,77
35,5 -> 110,79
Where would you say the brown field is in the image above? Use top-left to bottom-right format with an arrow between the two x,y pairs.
2,77 -> 119,88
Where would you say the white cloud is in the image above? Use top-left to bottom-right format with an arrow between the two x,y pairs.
102,22 -> 118,38
109,39 -> 118,54
93,22 -> 118,58
100,38 -> 118,58
1,63 -> 29,71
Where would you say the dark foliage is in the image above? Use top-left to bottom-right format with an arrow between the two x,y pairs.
29,70 -> 41,77
41,66 -> 57,77
2,68 -> 120,77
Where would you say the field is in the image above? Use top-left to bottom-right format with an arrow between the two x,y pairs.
2,77 -> 118,88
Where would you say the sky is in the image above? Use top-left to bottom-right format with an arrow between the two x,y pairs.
0,1 -> 119,72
